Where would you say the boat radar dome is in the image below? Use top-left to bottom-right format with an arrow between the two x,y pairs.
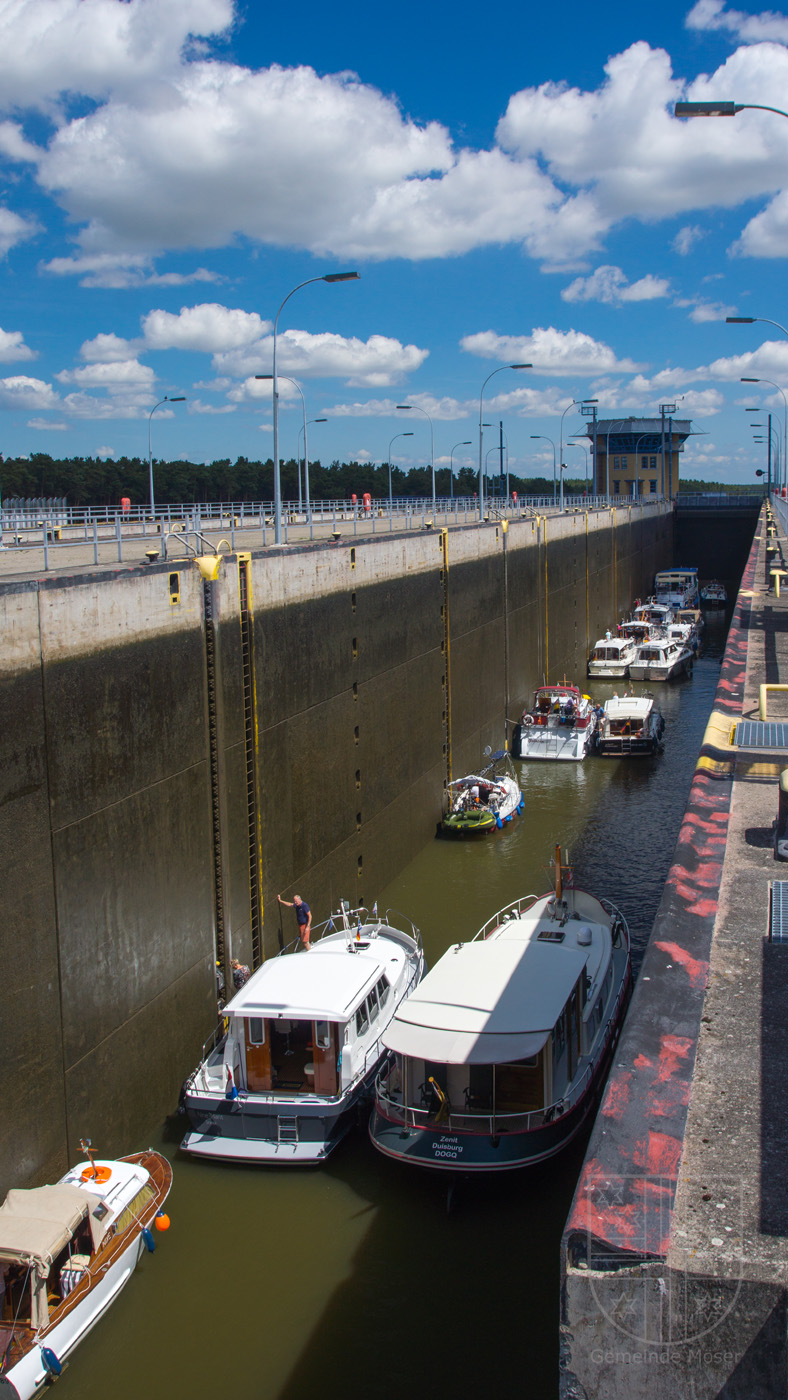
577,925 -> 593,946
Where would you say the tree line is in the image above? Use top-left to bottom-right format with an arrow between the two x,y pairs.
0,453 -> 737,507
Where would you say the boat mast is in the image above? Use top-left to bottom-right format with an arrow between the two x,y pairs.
555,844 -> 563,901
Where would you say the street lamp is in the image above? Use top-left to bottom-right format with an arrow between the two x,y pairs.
742,376 -> 788,495
675,100 -> 788,119
268,271 -> 359,543
479,365 -> 531,519
530,435 -> 557,502
148,394 -> 186,517
449,440 -> 472,499
298,418 -> 327,515
397,404 -> 435,517
559,399 -> 597,508
387,431 -> 413,512
256,373 -> 310,513
567,440 -> 590,495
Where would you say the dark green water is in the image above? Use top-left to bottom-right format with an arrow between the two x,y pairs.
58,613 -> 730,1400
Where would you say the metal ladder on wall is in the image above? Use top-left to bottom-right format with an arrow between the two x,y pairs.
277,1117 -> 299,1146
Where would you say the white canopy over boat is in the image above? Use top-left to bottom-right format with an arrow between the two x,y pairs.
384,940 -> 589,1065
0,1184 -> 108,1328
226,941 -> 391,1022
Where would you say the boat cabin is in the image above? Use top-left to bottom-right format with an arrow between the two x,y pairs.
382,927 -> 612,1130
654,569 -> 698,607
528,684 -> 586,727
218,941 -> 398,1100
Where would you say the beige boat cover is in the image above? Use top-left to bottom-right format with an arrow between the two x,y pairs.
0,1184 -> 105,1274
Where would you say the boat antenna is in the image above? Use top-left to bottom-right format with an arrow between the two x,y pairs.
555,844 -> 563,902
79,1137 -> 97,1179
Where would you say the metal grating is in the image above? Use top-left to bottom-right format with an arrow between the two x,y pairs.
770,882 -> 788,943
735,720 -> 788,750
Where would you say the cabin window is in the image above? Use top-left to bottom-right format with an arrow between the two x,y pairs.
356,1002 -> 369,1036
367,988 -> 379,1022
377,975 -> 390,1007
248,1018 -> 266,1045
315,1020 -> 331,1051
649,479 -> 657,494
113,1182 -> 157,1236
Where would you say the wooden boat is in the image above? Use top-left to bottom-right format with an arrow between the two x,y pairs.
369,848 -> 631,1171
0,1145 -> 171,1400
595,694 -> 665,756
442,751 -> 523,834
181,904 -> 425,1164
512,684 -> 597,761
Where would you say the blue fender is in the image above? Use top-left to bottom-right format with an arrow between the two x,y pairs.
496,815 -> 503,829
41,1348 -> 62,1378
142,1226 -> 155,1253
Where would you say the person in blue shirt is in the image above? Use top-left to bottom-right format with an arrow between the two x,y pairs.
278,893 -> 312,950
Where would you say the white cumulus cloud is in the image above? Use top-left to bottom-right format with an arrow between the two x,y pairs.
56,359 -> 155,391
141,303 -> 270,353
0,208 -> 39,258
460,327 -> 641,376
215,331 -> 428,387
686,0 -> 788,45
561,265 -> 670,305
0,327 -> 35,362
0,376 -> 60,411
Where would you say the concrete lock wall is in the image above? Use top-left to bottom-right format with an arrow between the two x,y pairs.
1,503 -> 670,1192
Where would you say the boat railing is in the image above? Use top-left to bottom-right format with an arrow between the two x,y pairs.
275,904 -> 422,958
375,1062 -> 594,1136
471,895 -> 540,941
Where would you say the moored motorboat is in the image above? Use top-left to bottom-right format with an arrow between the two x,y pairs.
632,601 -> 674,629
442,750 -> 523,834
595,694 -> 665,756
0,1144 -> 171,1400
512,684 -> 597,761
587,634 -> 637,679
654,568 -> 699,608
369,847 -> 631,1171
180,904 -> 425,1164
628,635 -> 694,682
700,580 -> 728,608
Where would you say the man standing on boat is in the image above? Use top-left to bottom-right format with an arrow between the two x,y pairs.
278,893 -> 312,950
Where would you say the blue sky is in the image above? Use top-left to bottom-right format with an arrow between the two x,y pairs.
2,0 -> 788,485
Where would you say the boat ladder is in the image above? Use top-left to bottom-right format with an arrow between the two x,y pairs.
277,1116 -> 299,1145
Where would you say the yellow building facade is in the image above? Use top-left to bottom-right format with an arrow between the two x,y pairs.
587,417 -> 691,498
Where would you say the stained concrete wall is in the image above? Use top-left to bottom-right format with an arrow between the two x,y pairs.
1,503 -> 670,1193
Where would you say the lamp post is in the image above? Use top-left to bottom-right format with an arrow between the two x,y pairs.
148,394 -> 186,517
479,365 -> 531,520
559,399 -> 597,509
530,435 -> 556,501
387,431 -> 413,512
268,271 -> 359,543
396,404 -> 435,517
449,440 -> 472,499
256,373 -> 310,513
567,440 -> 590,494
298,418 -> 327,517
675,100 -> 788,120
742,378 -> 787,495
747,410 -> 782,497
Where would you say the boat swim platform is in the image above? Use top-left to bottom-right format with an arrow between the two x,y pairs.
561,500 -> 788,1400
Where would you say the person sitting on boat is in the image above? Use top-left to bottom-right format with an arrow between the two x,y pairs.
278,893 -> 313,950
560,697 -> 575,726
469,783 -> 481,805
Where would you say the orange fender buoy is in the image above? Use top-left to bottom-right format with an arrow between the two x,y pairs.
154,1213 -> 171,1232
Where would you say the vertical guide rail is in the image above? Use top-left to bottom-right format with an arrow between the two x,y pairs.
440,529 -> 452,786
203,578 -> 227,1002
238,554 -> 264,969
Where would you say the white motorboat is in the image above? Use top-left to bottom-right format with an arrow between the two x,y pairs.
369,847 -> 631,1171
700,580 -> 728,608
632,601 -> 674,629
595,694 -> 665,756
0,1145 -> 171,1400
443,750 -> 523,835
512,684 -> 597,761
587,635 -> 638,679
181,904 -> 425,1164
654,568 -> 699,608
629,636 -> 694,682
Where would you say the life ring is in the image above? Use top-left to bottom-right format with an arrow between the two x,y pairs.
81,1165 -> 112,1183
523,714 -> 534,726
